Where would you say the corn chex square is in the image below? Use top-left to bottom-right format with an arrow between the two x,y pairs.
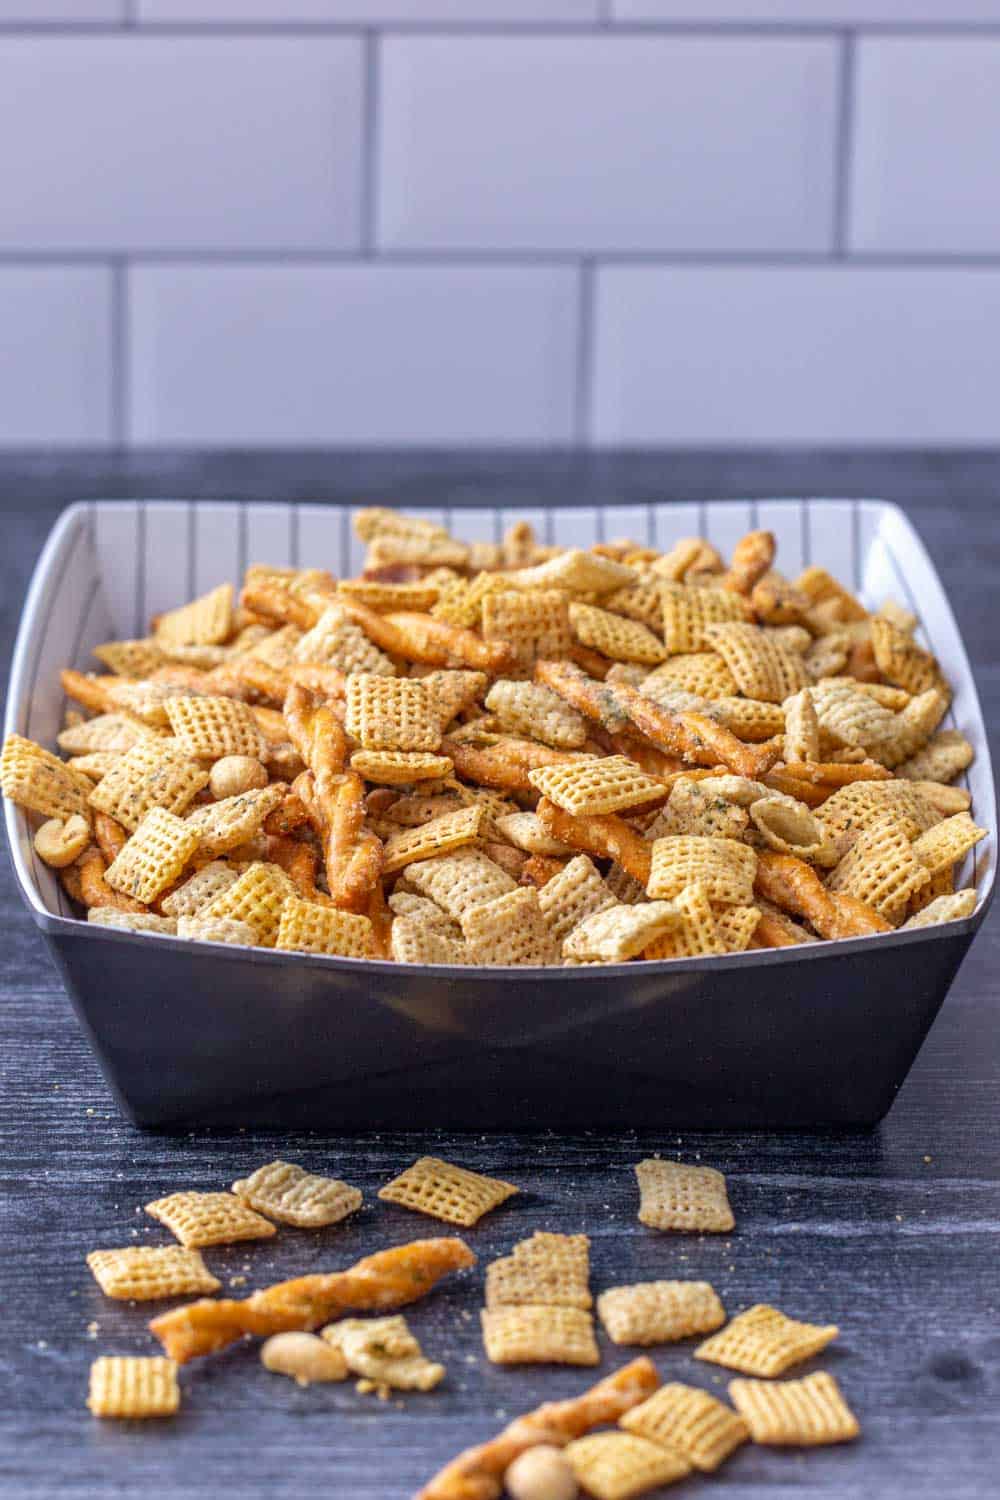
1,734 -> 92,824
563,903 -> 679,962
184,783 -> 286,856
621,1382 -> 750,1472
145,1190 -> 276,1247
390,916 -> 469,966
569,602 -> 666,666
704,621 -> 808,702
645,652 -> 737,699
902,889 -> 977,929
647,836 -> 756,906
339,579 -> 440,614
729,1371 -> 860,1446
350,750 -> 454,784
911,812 -> 987,878
87,1356 -> 180,1419
481,590 -> 572,672
481,1305 -> 599,1367
635,1158 -> 735,1233
88,740 -> 209,832
275,897 -> 376,959
510,548 -> 638,596
382,804 -> 485,875
345,674 -> 441,752
827,815 -> 930,923
485,1232 -> 592,1310
93,638 -> 166,678
538,855 -> 617,944
528,756 -> 667,817
155,583 -> 233,647
405,848 -> 517,923
378,1156 -> 518,1227
232,1160 -> 362,1228
161,860 -> 239,918
598,1280 -> 726,1346
86,1245 -> 221,1301
696,1304 -> 838,1377
660,582 -> 748,653
564,1432 -> 690,1498
461,887 -> 560,966
58,713 -> 155,756
163,695 -> 263,761
203,861 -> 296,946
104,807 -> 200,904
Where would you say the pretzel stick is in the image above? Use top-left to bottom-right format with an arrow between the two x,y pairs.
263,791 -> 311,836
610,681 -> 780,780
722,529 -> 775,595
761,770 -> 828,807
93,812 -> 128,864
264,834 -> 319,896
780,760 -> 893,788
607,732 -> 684,780
519,854 -> 567,889
535,660 -> 632,734
366,880 -> 392,959
752,911 -> 803,948
60,669 -> 116,715
340,601 -> 513,674
76,847 -> 146,913
240,579 -> 319,630
754,851 -> 889,940
444,736 -> 582,795
536,798 -> 652,887
416,1357 -> 660,1500
568,643 -> 612,680
149,1238 -> 475,1365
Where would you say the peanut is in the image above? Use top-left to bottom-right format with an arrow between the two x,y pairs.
505,1446 -> 578,1500
260,1332 -> 347,1386
33,814 -> 91,868
209,755 -> 268,800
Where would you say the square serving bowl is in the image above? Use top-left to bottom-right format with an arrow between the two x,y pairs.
4,498 -> 995,1131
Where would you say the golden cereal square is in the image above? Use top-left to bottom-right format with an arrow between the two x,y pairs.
161,860 -> 240,918
145,1190 -> 276,1247
729,1371 -> 859,1446
510,548 -> 638,596
871,616 -> 943,697
86,1245 -> 220,1301
461,887 -> 560,967
528,756 -> 668,817
58,713 -> 155,756
902,889 -> 977,929
104,807 -> 200,904
275,897 -> 375,959
911,812 -> 987,878
164,695 -> 263,761
1,735 -> 91,822
184,783 -> 286,856
481,590 -> 573,671
155,583 -> 233,647
481,1305 -> 599,1367
597,1280 -> 726,1346
563,902 -> 678,963
647,836 -> 756,906
378,1156 -> 518,1227
714,905 -> 762,953
382,805 -> 485,875
350,750 -> 454,785
604,580 -> 665,633
203,861 -> 296,947
695,1304 -> 838,1377
644,652 -> 737,698
88,740 -> 209,832
295,605 -> 396,676
87,1357 -> 180,1419
93,638 -> 166,678
621,1382 -> 749,1472
569,602 -> 667,666
537,855 -> 617,944
232,1161 -> 362,1229
703,622 -> 808,703
827,815 -> 931,923
659,582 -> 748,654
898,729 -> 974,784
339,579 -> 441,613
635,1159 -> 735,1233
345,674 -> 442,752
564,1432 -> 690,1498
485,1232 -> 592,1310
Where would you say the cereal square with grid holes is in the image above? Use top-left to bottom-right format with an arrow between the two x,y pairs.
728,1371 -> 859,1446
538,855 -> 617,944
404,848 -> 517,923
635,1158 -> 735,1233
275,897 -> 376,959
163,695 -> 263,761
232,1161 -> 362,1229
485,1232 -> 592,1310
88,739 -> 209,832
155,583 -> 233,648
345,674 -> 442,752
202,861 -> 296,947
461,887 -> 560,966
528,756 -> 668,817
86,1245 -> 221,1301
87,1356 -> 180,1419
378,1155 -> 518,1227
144,1190 -> 277,1248
481,1305 -> 600,1367
381,804 -> 485,875
569,602 -> 667,666
104,807 -> 200,904
703,621 -> 808,703
481,590 -> 572,672
647,836 -> 756,906
696,1304 -> 838,1377
597,1280 -> 725,1346
1,734 -> 92,822
620,1382 -> 749,1472
660,582 -> 749,654
564,1432 -> 690,1498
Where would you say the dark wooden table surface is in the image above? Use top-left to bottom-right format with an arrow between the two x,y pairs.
2,452 -> 998,1500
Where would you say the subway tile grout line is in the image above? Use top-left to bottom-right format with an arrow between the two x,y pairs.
4,21 -> 1000,37
361,30 -> 379,257
110,257 -> 128,450
574,259 -> 596,446
832,30 -> 857,259
7,250 -> 1000,268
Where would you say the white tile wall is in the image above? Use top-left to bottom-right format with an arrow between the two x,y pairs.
128,264 -> 579,445
0,38 -> 362,251
137,2 -> 598,19
0,268 -> 112,444
851,39 -> 1000,255
1,8 -> 998,447
378,36 -> 838,252
592,267 -> 1000,444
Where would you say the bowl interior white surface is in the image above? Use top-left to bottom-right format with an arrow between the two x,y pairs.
4,498 -> 995,932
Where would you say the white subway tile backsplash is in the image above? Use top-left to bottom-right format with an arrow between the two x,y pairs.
0,2 -> 123,18
0,39 -> 362,252
592,267 -> 1000,444
127,264 -> 579,445
378,36 -> 839,253
138,1 -> 598,19
612,2 -> 1000,20
851,40 -> 1000,255
0,268 -> 112,445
